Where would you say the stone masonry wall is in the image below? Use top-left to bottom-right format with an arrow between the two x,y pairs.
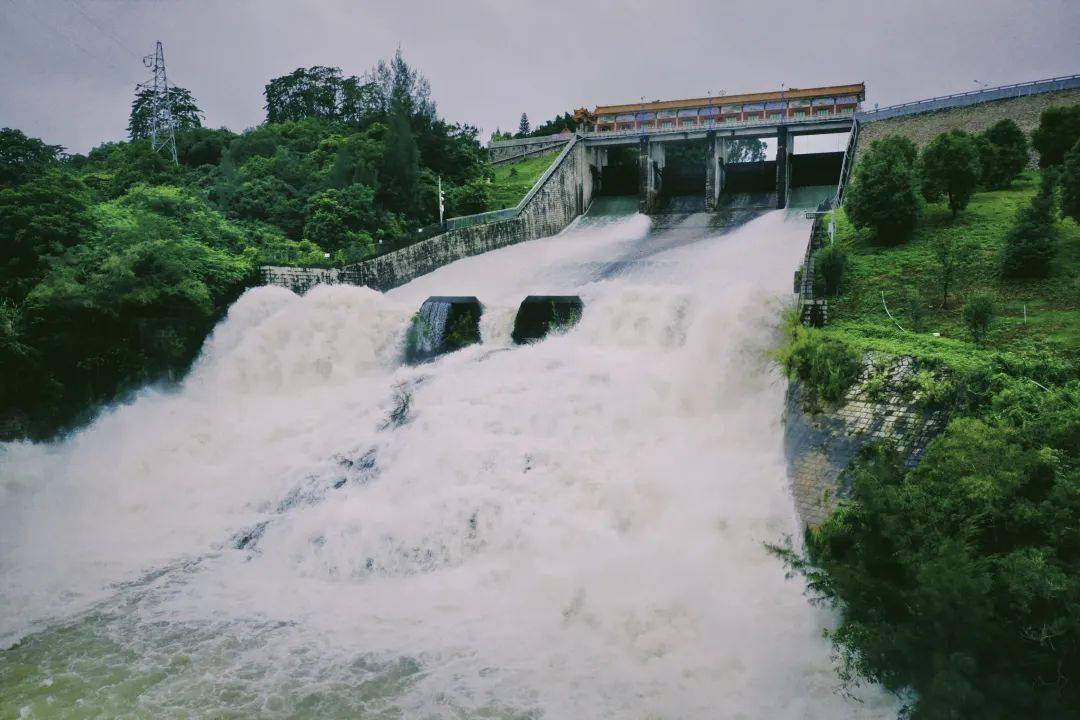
785,354 -> 949,528
487,136 -> 571,163
855,87 -> 1080,165
261,140 -> 592,293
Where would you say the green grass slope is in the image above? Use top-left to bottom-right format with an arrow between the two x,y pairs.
487,152 -> 560,210
822,171 -> 1079,372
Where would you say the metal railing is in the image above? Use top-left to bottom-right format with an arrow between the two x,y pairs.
833,118 -> 860,208
858,74 -> 1080,122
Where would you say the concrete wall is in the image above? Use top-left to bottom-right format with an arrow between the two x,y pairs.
487,135 -> 572,163
855,87 -> 1080,165
262,139 -> 593,293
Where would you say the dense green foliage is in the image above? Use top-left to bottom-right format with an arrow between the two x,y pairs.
921,130 -> 982,219
976,119 -> 1028,189
1000,169 -> 1058,279
0,51 -> 501,439
0,128 -> 63,186
778,377 -> 1080,718
779,120 -> 1080,718
845,136 -> 922,242
1031,104 -> 1080,167
961,294 -> 995,341
1062,138 -> 1080,223
528,112 -> 579,137
780,323 -> 862,407
128,86 -> 203,140
811,242 -> 847,297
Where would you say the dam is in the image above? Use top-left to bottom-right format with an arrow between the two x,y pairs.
0,197 -> 899,717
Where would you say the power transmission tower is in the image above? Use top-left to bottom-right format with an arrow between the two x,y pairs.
138,41 -> 177,163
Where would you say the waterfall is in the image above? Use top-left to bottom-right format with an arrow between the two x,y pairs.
0,207 -> 899,718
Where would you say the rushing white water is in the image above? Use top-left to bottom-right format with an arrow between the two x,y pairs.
0,202 -> 898,718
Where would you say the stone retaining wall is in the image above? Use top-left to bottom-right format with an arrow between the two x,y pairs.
785,354 -> 949,528
487,136 -> 571,163
855,87 -> 1080,165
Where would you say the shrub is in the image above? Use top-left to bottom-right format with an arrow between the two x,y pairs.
1031,103 -> 1080,167
811,243 -> 847,297
921,130 -> 982,219
977,119 -> 1029,189
962,294 -> 995,342
773,379 -> 1080,719
1001,170 -> 1058,278
1062,138 -> 1080,223
782,328 -> 862,406
907,369 -> 956,408
905,289 -> 927,332
844,135 -> 922,243
932,234 -> 975,308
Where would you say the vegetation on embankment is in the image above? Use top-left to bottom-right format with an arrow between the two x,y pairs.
776,109 -> 1080,718
487,152 -> 560,210
0,51 -> 502,441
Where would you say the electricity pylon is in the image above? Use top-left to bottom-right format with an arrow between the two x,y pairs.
138,41 -> 177,163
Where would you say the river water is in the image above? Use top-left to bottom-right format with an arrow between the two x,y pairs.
0,198 -> 898,718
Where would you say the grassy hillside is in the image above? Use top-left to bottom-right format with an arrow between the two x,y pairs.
822,170 -> 1079,372
778,158 -> 1080,718
487,152 -> 559,210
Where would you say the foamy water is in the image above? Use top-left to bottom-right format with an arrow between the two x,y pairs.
0,206 -> 898,718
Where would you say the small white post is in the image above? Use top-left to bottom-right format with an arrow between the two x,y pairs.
438,176 -> 445,225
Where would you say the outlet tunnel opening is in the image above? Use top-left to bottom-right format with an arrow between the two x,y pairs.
596,146 -> 638,197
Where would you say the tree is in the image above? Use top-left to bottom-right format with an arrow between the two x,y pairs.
921,130 -> 982,219
518,112 -> 530,136
772,377 -> 1080,719
811,243 -> 847,297
977,119 -> 1029,189
264,66 -> 348,124
962,294 -> 995,342
529,112 -> 578,137
727,138 -> 767,163
379,108 -> 420,215
303,184 -> 379,253
932,234 -> 975,308
1001,169 -> 1058,278
364,48 -> 435,120
0,170 -> 92,301
128,86 -> 203,141
1031,104 -> 1080,167
1061,138 -> 1080,223
844,135 -> 921,242
0,128 -> 63,187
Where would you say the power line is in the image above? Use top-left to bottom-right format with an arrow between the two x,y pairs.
4,0 -> 124,72
67,0 -> 141,60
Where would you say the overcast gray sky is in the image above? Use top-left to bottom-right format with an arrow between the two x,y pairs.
1,0 -> 1078,153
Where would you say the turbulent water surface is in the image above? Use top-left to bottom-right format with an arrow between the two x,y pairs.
0,197 -> 898,718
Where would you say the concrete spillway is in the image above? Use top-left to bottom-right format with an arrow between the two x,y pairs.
0,201 -> 898,718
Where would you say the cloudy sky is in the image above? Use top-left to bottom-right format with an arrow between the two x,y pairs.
1,0 -> 1078,153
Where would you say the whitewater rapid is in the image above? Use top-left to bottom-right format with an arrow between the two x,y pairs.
0,206 -> 898,718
